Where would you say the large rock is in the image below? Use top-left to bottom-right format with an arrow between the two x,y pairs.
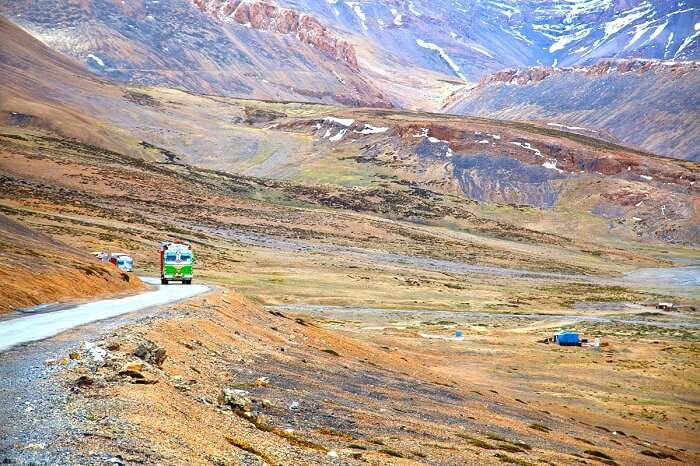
219,388 -> 252,411
134,341 -> 167,368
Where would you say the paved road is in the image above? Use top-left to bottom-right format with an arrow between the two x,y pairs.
0,277 -> 209,352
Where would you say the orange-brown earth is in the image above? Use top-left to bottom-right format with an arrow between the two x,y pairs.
53,289 -> 699,465
1,11 -> 698,465
0,213 -> 144,315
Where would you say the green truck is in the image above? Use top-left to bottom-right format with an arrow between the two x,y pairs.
159,241 -> 194,285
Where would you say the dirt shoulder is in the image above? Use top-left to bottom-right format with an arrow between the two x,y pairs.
7,288 -> 693,465
0,213 -> 144,315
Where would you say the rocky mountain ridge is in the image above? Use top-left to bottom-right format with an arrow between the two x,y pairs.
193,0 -> 359,68
3,0 -> 697,110
444,58 -> 700,160
470,58 -> 699,87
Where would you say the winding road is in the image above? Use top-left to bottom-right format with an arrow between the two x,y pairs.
0,277 -> 209,352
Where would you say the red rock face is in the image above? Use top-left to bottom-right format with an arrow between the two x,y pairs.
479,67 -> 556,86
480,59 -> 700,87
195,0 -> 358,69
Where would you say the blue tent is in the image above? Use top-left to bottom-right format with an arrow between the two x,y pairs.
555,331 -> 580,346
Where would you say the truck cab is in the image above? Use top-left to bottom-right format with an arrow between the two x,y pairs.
160,241 -> 194,285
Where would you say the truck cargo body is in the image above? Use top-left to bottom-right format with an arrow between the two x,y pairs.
160,241 -> 194,285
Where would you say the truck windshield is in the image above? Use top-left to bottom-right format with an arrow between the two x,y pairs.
164,253 -> 177,262
180,253 -> 192,262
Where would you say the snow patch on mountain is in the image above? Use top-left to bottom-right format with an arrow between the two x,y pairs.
329,129 -> 347,142
416,39 -> 466,80
356,124 -> 388,134
87,53 -> 104,67
345,1 -> 368,31
510,141 -> 543,157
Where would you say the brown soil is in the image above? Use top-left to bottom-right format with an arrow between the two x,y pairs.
57,290 -> 699,465
0,213 -> 144,314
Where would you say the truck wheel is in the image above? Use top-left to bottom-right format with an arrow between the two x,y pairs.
184,279 -> 192,285
161,278 -> 168,285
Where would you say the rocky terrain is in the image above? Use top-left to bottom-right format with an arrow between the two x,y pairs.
443,58 -> 700,161
1,7 -> 699,464
2,283 -> 699,464
3,1 -> 698,110
1,16 -> 698,246
196,0 -> 359,68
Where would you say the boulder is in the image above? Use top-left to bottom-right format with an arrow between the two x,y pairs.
255,376 -> 270,387
134,341 -> 167,368
219,388 -> 252,411
122,361 -> 145,372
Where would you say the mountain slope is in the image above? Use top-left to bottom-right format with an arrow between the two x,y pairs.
0,0 -> 391,108
0,213 -> 144,314
1,13 -> 698,245
279,0 -> 699,72
443,59 -> 700,161
3,1 -> 698,111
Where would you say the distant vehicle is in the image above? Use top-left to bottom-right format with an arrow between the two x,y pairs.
92,251 -> 109,262
109,253 -> 134,272
160,241 -> 194,285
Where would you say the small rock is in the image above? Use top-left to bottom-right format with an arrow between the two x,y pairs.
193,394 -> 213,405
261,399 -> 272,408
106,342 -> 121,351
327,450 -> 338,458
69,351 -> 81,360
255,377 -> 270,387
83,341 -> 108,363
134,341 -> 167,368
75,375 -> 94,387
219,388 -> 252,411
174,383 -> 191,392
119,369 -> 145,379
130,378 -> 158,385
23,443 -> 46,450
289,401 -> 300,410
44,358 -> 58,365
122,361 -> 145,372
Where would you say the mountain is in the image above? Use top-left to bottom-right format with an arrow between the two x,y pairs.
443,58 -> 700,161
0,0 -> 392,108
2,1 -> 698,111
2,15 -> 698,245
277,0 -> 700,74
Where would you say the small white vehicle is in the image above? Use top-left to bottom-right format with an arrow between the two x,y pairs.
109,253 -> 134,272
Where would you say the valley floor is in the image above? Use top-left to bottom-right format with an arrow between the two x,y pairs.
0,129 -> 698,464
1,288 -> 697,465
